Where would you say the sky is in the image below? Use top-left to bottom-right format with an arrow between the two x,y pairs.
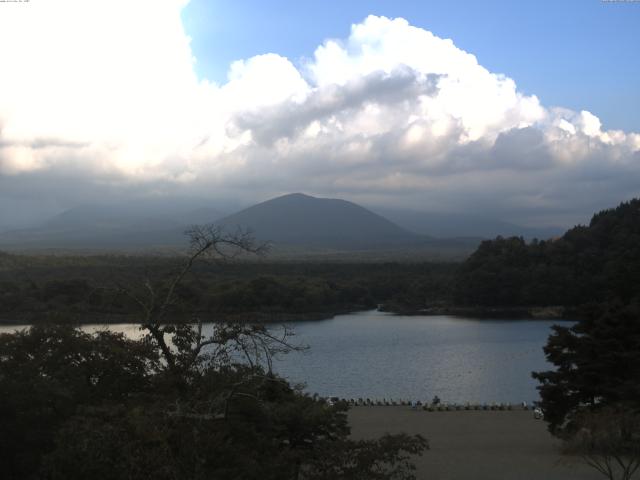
183,0 -> 640,132
0,0 -> 639,229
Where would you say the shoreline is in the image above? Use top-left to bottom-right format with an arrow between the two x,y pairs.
0,309 -> 352,326
0,304 -> 576,326
380,304 -> 579,320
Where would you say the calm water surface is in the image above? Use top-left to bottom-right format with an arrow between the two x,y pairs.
0,310 -> 562,403
272,310 -> 560,404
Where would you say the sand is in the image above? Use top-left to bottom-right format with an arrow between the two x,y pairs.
348,407 -> 602,480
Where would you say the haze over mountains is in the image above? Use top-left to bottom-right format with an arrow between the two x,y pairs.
0,193 -> 563,252
0,200 -> 225,249
377,208 -> 562,240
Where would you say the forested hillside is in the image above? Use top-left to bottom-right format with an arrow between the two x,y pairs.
454,199 -> 640,307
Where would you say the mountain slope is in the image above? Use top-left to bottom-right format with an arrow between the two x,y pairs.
217,193 -> 426,249
0,201 -> 225,249
373,207 -> 563,240
454,198 -> 640,306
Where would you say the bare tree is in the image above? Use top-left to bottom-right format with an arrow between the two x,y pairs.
563,407 -> 640,480
117,224 -> 302,378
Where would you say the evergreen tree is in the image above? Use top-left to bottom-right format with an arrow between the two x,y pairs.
455,198 -> 640,308
532,301 -> 640,436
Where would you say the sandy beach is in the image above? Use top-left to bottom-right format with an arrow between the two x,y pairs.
348,407 -> 601,480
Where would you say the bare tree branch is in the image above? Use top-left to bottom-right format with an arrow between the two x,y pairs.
115,224 -> 295,380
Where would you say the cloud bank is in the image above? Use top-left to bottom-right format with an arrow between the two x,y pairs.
0,1 -> 638,227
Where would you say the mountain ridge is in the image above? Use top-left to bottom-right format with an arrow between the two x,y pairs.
216,193 -> 427,250
0,192 -> 562,252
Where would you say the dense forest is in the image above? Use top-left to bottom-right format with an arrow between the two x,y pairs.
453,199 -> 640,309
0,255 -> 455,324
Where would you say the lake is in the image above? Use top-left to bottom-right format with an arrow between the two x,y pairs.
0,310 -> 562,404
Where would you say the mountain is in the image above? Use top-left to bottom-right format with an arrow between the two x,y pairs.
0,193 -> 493,255
216,193 -> 427,250
372,208 -> 563,240
0,200 -> 225,250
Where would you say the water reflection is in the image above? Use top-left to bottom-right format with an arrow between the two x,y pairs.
0,310 -> 561,403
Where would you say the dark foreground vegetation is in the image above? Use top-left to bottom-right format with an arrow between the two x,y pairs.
527,200 -> 640,479
532,298 -> 640,480
0,227 -> 427,480
0,323 -> 427,480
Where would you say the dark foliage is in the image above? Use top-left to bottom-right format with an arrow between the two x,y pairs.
0,258 -> 455,322
0,226 -> 427,480
454,199 -> 640,307
532,301 -> 640,436
0,325 -> 158,479
0,324 -> 427,480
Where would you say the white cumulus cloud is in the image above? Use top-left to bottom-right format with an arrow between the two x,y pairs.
0,4 -> 638,226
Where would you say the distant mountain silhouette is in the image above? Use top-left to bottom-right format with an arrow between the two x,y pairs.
0,201 -> 225,249
217,193 -> 426,249
0,193 -> 561,253
373,207 -> 563,240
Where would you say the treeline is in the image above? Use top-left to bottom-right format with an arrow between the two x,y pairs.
454,199 -> 640,307
0,259 -> 456,323
4,198 -> 638,322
